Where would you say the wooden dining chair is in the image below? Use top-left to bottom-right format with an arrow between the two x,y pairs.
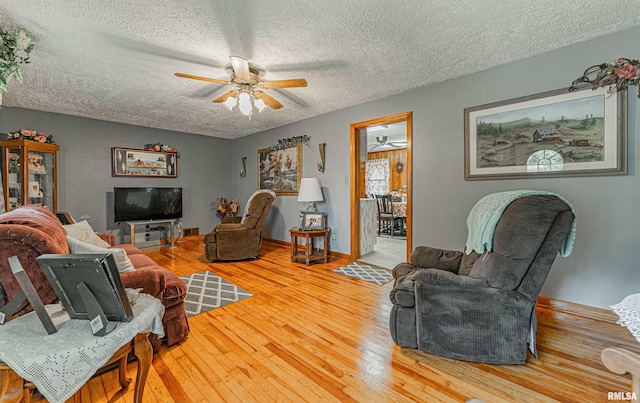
375,195 -> 404,237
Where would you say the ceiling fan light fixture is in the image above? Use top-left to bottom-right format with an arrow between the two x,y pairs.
176,56 -> 304,119
254,98 -> 267,113
223,96 -> 237,111
238,91 -> 252,117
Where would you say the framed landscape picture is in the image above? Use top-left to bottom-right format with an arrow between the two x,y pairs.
464,87 -> 627,180
258,143 -> 302,195
112,147 -> 177,178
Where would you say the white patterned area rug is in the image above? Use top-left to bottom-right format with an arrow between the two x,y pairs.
179,271 -> 252,317
333,262 -> 394,285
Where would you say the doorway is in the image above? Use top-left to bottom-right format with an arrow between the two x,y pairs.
349,112 -> 412,267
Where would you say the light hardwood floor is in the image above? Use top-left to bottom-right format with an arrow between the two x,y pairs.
30,238 -> 637,402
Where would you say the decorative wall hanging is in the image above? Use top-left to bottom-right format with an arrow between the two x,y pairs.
464,87 -> 627,180
570,57 -> 640,98
240,156 -> 247,177
257,143 -> 302,195
0,27 -> 33,94
112,147 -> 178,177
395,160 -> 404,173
271,135 -> 311,151
317,143 -> 326,173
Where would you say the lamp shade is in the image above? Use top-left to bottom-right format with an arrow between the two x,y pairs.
297,178 -> 324,202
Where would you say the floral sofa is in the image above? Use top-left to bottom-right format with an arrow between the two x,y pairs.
0,205 -> 189,348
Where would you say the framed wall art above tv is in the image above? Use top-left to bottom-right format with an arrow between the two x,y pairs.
464,86 -> 627,180
112,147 -> 178,178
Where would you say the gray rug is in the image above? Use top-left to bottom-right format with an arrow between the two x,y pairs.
179,271 -> 252,317
333,262 -> 394,285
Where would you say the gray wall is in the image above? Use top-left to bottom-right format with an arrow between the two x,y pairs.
0,107 -> 232,237
2,25 -> 638,309
231,25 -> 640,309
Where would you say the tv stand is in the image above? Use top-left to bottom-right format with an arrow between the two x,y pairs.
125,219 -> 176,248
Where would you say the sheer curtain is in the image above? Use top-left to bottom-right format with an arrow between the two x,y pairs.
365,158 -> 389,196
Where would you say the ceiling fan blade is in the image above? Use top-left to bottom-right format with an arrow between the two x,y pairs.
175,72 -> 231,85
230,56 -> 251,81
213,90 -> 240,103
259,78 -> 308,89
254,91 -> 283,110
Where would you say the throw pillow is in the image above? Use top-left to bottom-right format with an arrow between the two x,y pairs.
63,220 -> 111,248
66,236 -> 136,273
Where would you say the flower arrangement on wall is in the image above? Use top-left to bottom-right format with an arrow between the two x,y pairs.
270,135 -> 310,151
212,197 -> 239,219
143,142 -> 179,157
6,129 -> 54,143
570,57 -> 640,98
0,27 -> 33,93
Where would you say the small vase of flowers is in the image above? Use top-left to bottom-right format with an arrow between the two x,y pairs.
212,197 -> 239,220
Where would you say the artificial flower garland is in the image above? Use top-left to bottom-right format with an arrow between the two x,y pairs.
6,129 -> 54,143
143,142 -> 179,157
570,57 -> 640,98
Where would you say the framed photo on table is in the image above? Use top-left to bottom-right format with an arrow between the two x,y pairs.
112,147 -> 178,178
464,86 -> 627,180
300,212 -> 325,230
257,143 -> 302,195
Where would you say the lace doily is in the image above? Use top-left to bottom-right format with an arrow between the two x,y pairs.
611,293 -> 640,344
0,291 -> 164,403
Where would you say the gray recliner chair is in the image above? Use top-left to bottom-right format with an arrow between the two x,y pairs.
389,194 -> 575,364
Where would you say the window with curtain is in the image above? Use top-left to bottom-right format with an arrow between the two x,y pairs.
365,158 -> 389,196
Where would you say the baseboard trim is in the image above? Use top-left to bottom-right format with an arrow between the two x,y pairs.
264,238 -> 350,261
537,296 -> 617,324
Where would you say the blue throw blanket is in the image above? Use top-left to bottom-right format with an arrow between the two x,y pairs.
465,190 -> 576,257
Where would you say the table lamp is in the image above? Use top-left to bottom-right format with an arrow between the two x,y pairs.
297,178 -> 324,211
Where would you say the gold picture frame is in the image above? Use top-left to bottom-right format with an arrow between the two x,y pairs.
257,143 -> 302,195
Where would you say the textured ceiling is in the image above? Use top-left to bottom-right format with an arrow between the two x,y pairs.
1,1 -> 639,139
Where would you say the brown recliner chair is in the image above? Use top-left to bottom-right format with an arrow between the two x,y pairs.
204,190 -> 275,261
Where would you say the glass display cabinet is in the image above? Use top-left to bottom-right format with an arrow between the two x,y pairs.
1,139 -> 60,212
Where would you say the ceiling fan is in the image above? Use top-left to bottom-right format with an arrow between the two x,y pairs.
370,136 -> 407,150
175,56 -> 307,118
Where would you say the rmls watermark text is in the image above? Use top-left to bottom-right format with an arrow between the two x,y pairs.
608,392 -> 638,401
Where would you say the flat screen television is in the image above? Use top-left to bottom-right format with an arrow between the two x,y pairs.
114,187 -> 182,222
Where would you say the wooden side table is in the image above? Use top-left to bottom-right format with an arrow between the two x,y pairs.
0,332 -> 152,403
290,227 -> 329,265
0,294 -> 163,403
